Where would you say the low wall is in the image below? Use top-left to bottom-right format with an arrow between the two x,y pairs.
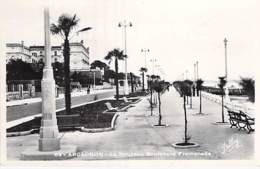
201,91 -> 254,113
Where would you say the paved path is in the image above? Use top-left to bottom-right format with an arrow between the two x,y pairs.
7,87 -> 254,160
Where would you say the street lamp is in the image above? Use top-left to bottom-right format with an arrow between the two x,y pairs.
141,48 -> 150,69
196,61 -> 199,80
224,38 -> 228,79
150,58 -> 157,75
194,63 -> 196,82
185,70 -> 188,80
118,20 -> 132,95
141,48 -> 150,90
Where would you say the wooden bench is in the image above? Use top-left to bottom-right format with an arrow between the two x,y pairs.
104,102 -> 118,112
227,110 -> 255,134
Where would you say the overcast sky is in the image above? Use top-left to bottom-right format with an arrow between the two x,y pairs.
1,0 -> 259,81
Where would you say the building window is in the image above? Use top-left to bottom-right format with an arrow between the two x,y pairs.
54,51 -> 57,56
32,52 -> 37,57
54,58 -> 58,62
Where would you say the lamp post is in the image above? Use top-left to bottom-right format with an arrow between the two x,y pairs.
194,63 -> 197,82
196,61 -> 199,80
185,70 -> 188,80
141,48 -> 150,69
150,58 -> 157,75
224,38 -> 228,79
118,20 -> 132,95
141,48 -> 149,90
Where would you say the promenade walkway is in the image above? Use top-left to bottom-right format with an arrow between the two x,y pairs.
7,87 -> 254,160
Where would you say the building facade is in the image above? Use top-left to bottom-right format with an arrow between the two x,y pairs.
6,41 -> 32,63
6,41 -> 90,71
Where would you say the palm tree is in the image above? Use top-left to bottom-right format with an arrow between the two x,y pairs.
104,48 -> 126,100
146,75 -> 150,91
130,72 -> 134,93
139,67 -> 147,92
51,14 -> 92,114
239,77 -> 255,102
218,76 -> 227,123
196,79 -> 204,114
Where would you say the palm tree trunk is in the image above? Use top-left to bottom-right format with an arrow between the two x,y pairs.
64,37 -> 71,114
222,93 -> 225,123
142,72 -> 145,92
190,94 -> 192,108
115,58 -> 119,100
130,73 -> 134,93
184,95 -> 188,143
199,90 -> 202,114
150,88 -> 153,116
158,92 -> 162,126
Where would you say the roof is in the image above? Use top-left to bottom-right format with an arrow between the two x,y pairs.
6,43 -> 30,50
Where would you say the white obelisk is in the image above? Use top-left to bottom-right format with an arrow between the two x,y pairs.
38,8 -> 60,151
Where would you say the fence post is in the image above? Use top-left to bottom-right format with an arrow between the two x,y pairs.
19,84 -> 23,99
55,85 -> 59,98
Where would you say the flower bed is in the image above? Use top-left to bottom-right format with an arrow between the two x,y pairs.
117,91 -> 149,98
7,98 -> 139,134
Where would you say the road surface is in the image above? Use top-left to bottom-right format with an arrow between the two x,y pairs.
7,90 -> 117,122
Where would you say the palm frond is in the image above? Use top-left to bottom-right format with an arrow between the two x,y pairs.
50,24 -> 61,35
139,67 -> 147,72
77,27 -> 92,33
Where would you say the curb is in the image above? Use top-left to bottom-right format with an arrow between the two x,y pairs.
7,97 -> 114,130
7,129 -> 37,137
172,142 -> 200,149
80,113 -> 119,133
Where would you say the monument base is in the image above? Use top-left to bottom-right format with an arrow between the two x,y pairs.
21,145 -> 78,160
39,138 -> 60,151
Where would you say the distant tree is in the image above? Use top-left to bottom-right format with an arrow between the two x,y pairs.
152,80 -> 165,126
52,61 -> 64,86
196,79 -> 204,114
239,77 -> 255,102
139,67 -> 148,92
118,72 -> 125,80
6,59 -> 36,80
218,76 -> 227,123
104,69 -> 116,82
90,60 -> 108,70
104,48 -> 126,100
51,13 -> 91,114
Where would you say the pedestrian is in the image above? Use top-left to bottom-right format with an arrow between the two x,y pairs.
87,85 -> 90,94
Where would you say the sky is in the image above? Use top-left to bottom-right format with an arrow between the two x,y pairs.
1,0 -> 259,82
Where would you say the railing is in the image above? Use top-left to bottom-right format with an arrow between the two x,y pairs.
201,91 -> 254,113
